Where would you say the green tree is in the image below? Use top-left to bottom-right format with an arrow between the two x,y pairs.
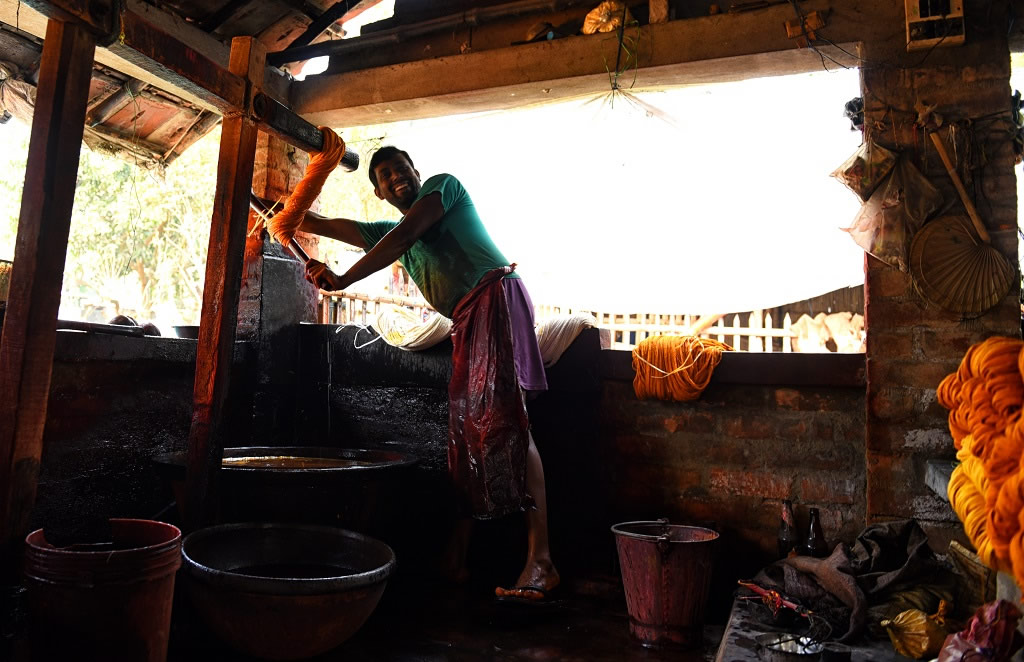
1,119 -> 218,326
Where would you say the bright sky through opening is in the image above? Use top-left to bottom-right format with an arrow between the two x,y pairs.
348,67 -> 866,313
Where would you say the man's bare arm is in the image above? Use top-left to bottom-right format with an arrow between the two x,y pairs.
304,192 -> 444,291
338,192 -> 444,286
253,195 -> 368,249
298,211 -> 368,249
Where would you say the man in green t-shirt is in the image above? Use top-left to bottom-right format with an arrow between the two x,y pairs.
295,146 -> 559,604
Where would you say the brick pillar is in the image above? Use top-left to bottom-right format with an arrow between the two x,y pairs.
862,0 -> 1020,548
237,133 -> 321,442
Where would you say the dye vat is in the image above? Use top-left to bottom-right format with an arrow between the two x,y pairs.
182,522 -> 394,660
152,446 -> 418,533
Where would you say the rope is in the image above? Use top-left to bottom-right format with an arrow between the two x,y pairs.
536,313 -> 596,367
371,305 -> 452,351
631,335 -> 731,402
266,127 -> 346,245
938,336 -> 1024,588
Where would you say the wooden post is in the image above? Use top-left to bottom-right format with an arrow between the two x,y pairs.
183,37 -> 262,532
0,19 -> 96,573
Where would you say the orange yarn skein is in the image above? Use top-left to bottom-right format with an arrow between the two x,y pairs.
267,127 -> 346,246
632,335 -> 731,402
938,337 -> 1024,585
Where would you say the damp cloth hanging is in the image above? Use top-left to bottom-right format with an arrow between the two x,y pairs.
261,127 -> 346,246
631,335 -> 731,402
937,337 -> 1024,587
371,304 -> 452,351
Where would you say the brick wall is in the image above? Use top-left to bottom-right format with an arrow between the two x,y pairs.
32,334 -> 254,543
599,368 -> 865,582
862,0 -> 1020,546
297,327 -> 866,595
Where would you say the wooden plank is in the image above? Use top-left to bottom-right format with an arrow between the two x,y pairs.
0,18 -> 96,572
12,0 -> 291,110
85,77 -> 149,126
282,0 -> 353,51
182,37 -> 261,532
294,0 -> 896,126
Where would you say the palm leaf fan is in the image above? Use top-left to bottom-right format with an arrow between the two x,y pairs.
909,132 -> 1015,315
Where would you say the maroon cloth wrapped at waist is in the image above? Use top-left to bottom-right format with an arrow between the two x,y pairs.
448,266 -> 529,519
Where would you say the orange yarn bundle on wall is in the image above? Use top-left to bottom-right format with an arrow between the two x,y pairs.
938,336 -> 1024,586
266,127 -> 346,246
631,335 -> 731,402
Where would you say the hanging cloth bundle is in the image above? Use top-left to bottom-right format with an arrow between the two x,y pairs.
536,313 -> 596,367
631,335 -> 731,402
264,127 -> 346,246
371,305 -> 452,351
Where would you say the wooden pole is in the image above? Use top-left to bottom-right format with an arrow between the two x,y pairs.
183,37 -> 262,532
0,19 -> 96,573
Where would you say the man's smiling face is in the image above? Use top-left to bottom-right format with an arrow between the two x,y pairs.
372,154 -> 422,212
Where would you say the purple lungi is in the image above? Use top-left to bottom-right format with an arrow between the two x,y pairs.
502,277 -> 548,393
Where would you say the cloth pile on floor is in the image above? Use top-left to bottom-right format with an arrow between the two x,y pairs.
752,520 -> 956,643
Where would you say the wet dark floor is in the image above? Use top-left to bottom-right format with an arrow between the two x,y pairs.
168,575 -> 724,661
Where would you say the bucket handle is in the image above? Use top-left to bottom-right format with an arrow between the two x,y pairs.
655,518 -> 670,557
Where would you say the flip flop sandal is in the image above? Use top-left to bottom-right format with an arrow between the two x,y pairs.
494,584 -> 565,609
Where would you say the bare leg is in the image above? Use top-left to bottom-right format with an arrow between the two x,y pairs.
440,517 -> 472,584
495,430 -> 560,599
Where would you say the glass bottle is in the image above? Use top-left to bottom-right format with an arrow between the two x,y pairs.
803,507 -> 829,558
777,499 -> 798,559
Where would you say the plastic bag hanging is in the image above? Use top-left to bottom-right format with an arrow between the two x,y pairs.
841,155 -> 942,272
831,141 -> 897,201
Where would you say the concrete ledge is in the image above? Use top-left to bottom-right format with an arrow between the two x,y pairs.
307,322 -> 865,389
925,459 -> 956,502
602,349 -> 866,387
53,330 -> 255,363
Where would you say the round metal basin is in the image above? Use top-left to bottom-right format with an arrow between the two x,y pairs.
152,447 -> 418,531
182,522 -> 394,660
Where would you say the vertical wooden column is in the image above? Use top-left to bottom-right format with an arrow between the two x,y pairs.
0,19 -> 96,573
183,37 -> 262,532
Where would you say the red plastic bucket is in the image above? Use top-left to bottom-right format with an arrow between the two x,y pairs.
612,520 -> 719,648
23,518 -> 182,662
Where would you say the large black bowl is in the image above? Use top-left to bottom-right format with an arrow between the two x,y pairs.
182,522 -> 394,660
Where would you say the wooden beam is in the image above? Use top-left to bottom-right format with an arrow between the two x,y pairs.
4,0 -> 292,111
199,0 -> 250,32
3,0 -> 338,158
284,0 -> 351,50
0,18 -> 96,573
85,77 -> 149,126
279,0 -> 381,55
294,0 -> 902,126
182,37 -> 261,532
